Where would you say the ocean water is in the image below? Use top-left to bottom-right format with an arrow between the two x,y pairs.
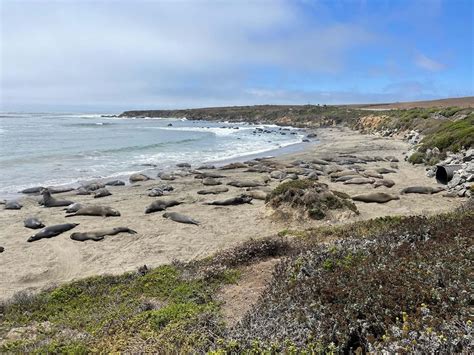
0,112 -> 306,197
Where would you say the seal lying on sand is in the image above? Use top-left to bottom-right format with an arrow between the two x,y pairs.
42,189 -> 74,207
0,246 -> 4,253
66,206 -> 120,217
93,188 -> 112,198
130,173 -> 152,183
145,200 -> 181,214
105,180 -> 125,186
163,212 -> 200,225
376,168 -> 397,174
197,187 -> 229,195
352,192 -> 400,203
5,201 -> 22,210
343,178 -> 375,185
227,180 -> 264,188
245,190 -> 267,200
401,186 -> 445,194
24,217 -> 45,229
195,172 -> 226,179
205,195 -> 253,206
202,177 -> 222,186
28,223 -> 79,242
64,203 -> 83,213
20,186 -> 44,194
70,227 -> 137,242
373,179 -> 395,188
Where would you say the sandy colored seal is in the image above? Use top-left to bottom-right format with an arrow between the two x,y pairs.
24,217 -> 45,229
70,227 -> 137,242
129,173 -> 152,183
343,178 -> 375,185
352,192 -> 400,203
66,206 -> 120,217
27,223 -> 79,242
245,190 -> 267,200
105,180 -> 125,186
197,186 -> 229,195
227,180 -> 264,188
202,177 -> 222,186
93,188 -> 112,198
145,200 -> 181,214
19,186 -> 44,194
205,195 -> 253,206
401,186 -> 445,194
163,212 -> 200,225
41,188 -> 74,207
373,179 -> 395,188
64,203 -> 83,213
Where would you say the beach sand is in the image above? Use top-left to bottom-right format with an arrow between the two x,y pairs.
0,127 -> 465,301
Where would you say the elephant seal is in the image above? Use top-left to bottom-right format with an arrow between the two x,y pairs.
148,188 -> 164,197
220,162 -> 248,170
93,188 -> 112,198
176,162 -> 191,168
270,171 -> 286,180
42,189 -> 74,207
5,200 -> 22,210
343,178 -> 375,185
24,217 -> 45,229
205,195 -> 253,206
70,227 -> 137,242
145,200 -> 181,214
373,179 -> 395,188
197,187 -> 229,195
202,177 -> 222,186
66,206 -> 120,217
376,168 -> 397,174
81,182 -> 105,191
197,164 -> 215,170
362,171 -> 383,179
401,186 -> 445,195
105,180 -> 125,186
75,187 -> 92,195
158,173 -> 176,181
227,180 -> 264,188
0,246 -> 4,253
130,173 -> 152,183
28,223 -> 79,242
195,172 -> 226,179
390,162 -> 399,169
310,158 -> 330,165
64,203 -> 83,213
163,212 -> 200,225
245,190 -> 267,200
48,187 -> 75,194
20,186 -> 44,194
352,192 -> 400,203
334,175 -> 358,182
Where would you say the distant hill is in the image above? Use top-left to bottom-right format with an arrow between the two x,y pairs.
350,96 -> 474,110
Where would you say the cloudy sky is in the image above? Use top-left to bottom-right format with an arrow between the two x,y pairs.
1,0 -> 473,112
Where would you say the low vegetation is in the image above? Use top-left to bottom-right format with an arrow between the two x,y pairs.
2,205 -> 472,352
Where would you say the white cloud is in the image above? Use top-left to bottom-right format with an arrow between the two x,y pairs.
415,53 -> 446,72
0,0 -> 376,110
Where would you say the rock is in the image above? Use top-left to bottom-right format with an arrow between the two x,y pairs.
270,171 -> 286,180
448,174 -> 462,189
458,188 -> 466,197
464,148 -> 474,162
130,173 -> 151,183
176,163 -> 191,168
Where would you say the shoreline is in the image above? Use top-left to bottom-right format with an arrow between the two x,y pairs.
0,126 -> 466,301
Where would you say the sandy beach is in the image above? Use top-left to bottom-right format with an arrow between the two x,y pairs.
0,127 -> 465,301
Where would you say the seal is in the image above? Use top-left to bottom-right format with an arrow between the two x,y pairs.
19,186 -> 44,194
70,227 -> 137,242
202,177 -> 222,186
158,173 -> 176,181
163,212 -> 200,225
105,180 -> 125,186
0,246 -> 4,253
41,188 -> 74,207
362,171 -> 383,179
66,206 -> 120,217
219,162 -> 248,170
145,200 -> 181,214
28,223 -> 79,242
81,182 -> 105,191
376,168 -> 397,174
352,192 -> 400,203
245,190 -> 267,200
64,203 -> 83,213
343,178 -> 375,185
24,217 -> 45,229
5,200 -> 22,210
93,188 -> 112,198
176,163 -> 191,168
194,172 -> 226,179
130,173 -> 152,183
400,186 -> 445,194
197,164 -> 215,170
205,195 -> 253,206
197,187 -> 229,195
373,179 -> 395,188
334,175 -> 357,182
227,180 -> 264,188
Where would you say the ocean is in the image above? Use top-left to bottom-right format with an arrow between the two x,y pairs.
0,112 -> 307,198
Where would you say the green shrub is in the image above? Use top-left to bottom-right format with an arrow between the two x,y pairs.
408,151 -> 425,164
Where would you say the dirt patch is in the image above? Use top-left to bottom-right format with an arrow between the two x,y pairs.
218,258 -> 280,327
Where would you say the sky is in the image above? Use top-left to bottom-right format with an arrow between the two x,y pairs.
0,0 -> 473,112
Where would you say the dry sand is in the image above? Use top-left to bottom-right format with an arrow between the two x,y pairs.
0,127 -> 465,301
